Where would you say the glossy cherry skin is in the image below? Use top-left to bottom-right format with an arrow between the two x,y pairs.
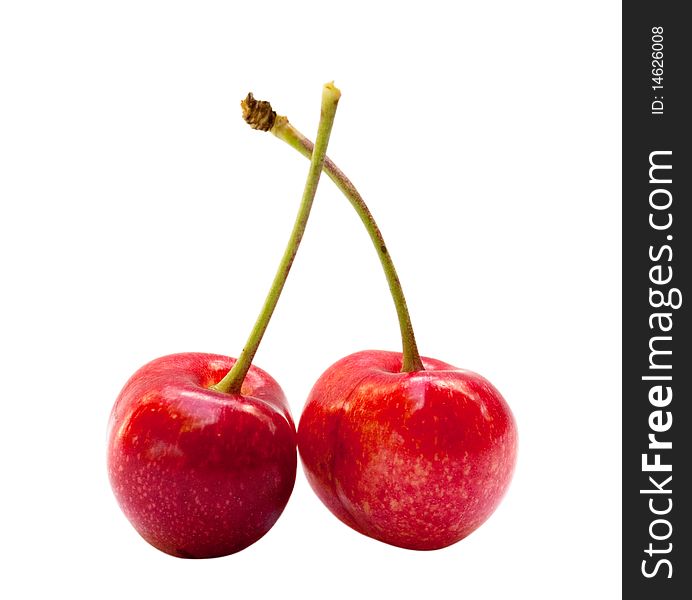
298,350 -> 517,550
107,353 -> 297,558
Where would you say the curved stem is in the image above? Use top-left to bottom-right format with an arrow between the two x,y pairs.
241,104 -> 423,373
213,83 -> 341,394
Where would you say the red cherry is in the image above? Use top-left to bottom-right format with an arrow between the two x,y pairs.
243,89 -> 518,550
107,84 -> 341,558
298,350 -> 517,550
108,353 -> 296,558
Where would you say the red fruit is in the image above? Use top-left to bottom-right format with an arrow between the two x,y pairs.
298,350 -> 517,550
107,353 -> 297,558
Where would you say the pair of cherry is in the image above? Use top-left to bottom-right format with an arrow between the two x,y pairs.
107,84 -> 517,559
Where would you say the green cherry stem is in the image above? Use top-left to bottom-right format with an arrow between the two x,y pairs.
213,82 -> 341,394
240,94 -> 424,373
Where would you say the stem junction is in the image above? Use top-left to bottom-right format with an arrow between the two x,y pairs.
241,93 -> 424,373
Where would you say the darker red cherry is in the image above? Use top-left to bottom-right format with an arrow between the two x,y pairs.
298,350 -> 517,550
107,84 -> 342,558
108,353 -> 296,558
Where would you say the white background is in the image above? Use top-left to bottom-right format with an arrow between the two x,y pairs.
1,1 -> 621,598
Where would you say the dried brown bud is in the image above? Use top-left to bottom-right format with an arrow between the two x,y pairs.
240,93 -> 276,132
